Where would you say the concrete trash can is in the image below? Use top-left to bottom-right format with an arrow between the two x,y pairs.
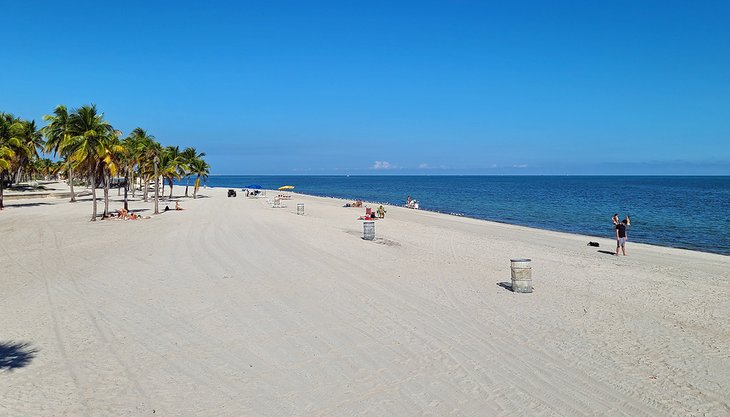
363,221 -> 375,240
510,258 -> 533,293
297,203 -> 304,215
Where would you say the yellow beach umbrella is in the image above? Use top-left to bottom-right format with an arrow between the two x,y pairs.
278,185 -> 295,191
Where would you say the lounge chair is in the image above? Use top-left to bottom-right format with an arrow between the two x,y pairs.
271,196 -> 286,208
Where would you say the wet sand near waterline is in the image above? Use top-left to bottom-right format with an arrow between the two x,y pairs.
1,187 -> 729,416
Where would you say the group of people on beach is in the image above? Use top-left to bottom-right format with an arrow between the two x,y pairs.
613,213 -> 631,256
103,207 -> 143,220
102,201 -> 183,220
356,205 -> 386,220
405,196 -> 419,209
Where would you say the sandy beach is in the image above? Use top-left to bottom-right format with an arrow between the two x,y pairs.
1,186 -> 729,416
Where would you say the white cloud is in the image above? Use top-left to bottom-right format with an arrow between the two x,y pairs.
372,161 -> 394,169
512,164 -> 528,168
418,163 -> 430,169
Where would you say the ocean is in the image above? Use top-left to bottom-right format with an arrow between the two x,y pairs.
186,175 -> 730,255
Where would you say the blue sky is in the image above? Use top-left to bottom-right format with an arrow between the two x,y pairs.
2,1 -> 729,174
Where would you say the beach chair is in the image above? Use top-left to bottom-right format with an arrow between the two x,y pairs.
271,196 -> 286,208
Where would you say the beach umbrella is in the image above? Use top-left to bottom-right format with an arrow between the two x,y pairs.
278,185 -> 295,191
244,184 -> 262,189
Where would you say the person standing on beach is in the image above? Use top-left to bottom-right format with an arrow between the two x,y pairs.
615,215 -> 631,256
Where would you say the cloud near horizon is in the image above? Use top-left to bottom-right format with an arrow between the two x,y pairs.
372,161 -> 395,170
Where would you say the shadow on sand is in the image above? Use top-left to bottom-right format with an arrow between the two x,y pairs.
0,341 -> 38,371
6,202 -> 53,208
497,282 -> 514,292
597,250 -> 616,256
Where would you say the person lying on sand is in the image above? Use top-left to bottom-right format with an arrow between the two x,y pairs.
175,202 -> 184,210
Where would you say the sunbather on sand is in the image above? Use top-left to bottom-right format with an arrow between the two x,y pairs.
175,202 -> 184,210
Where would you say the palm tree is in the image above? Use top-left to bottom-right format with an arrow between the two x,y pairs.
43,105 -> 78,202
99,132 -> 123,216
181,147 -> 205,197
63,105 -> 116,221
153,153 -> 160,214
0,144 -> 15,210
128,128 -> 158,202
6,106 -> 211,215
0,113 -> 45,208
31,158 -> 55,180
139,137 -> 163,214
159,145 -> 184,199
0,113 -> 21,210
9,119 -> 44,183
50,160 -> 65,180
189,157 -> 210,199
119,135 -> 140,210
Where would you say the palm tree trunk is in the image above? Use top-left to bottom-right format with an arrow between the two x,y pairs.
131,170 -> 136,198
68,164 -> 76,202
193,175 -> 199,199
143,176 -> 148,202
0,172 -> 5,209
185,176 -> 190,197
168,178 -> 173,198
153,160 -> 159,215
14,165 -> 22,184
103,172 -> 110,216
90,164 -> 98,221
123,172 -> 129,211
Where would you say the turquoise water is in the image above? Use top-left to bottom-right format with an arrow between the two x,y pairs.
188,176 -> 730,255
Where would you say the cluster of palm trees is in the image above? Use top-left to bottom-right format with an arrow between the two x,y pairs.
1,105 -> 210,219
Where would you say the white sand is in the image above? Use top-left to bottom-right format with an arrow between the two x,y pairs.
1,187 -> 729,416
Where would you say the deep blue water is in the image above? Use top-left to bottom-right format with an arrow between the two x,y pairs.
188,176 -> 730,255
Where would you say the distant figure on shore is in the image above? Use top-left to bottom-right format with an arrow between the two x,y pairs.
377,205 -> 386,219
615,214 -> 631,256
406,196 -> 411,207
175,201 -> 184,211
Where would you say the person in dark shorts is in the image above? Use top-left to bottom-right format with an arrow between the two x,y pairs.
615,215 -> 631,256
